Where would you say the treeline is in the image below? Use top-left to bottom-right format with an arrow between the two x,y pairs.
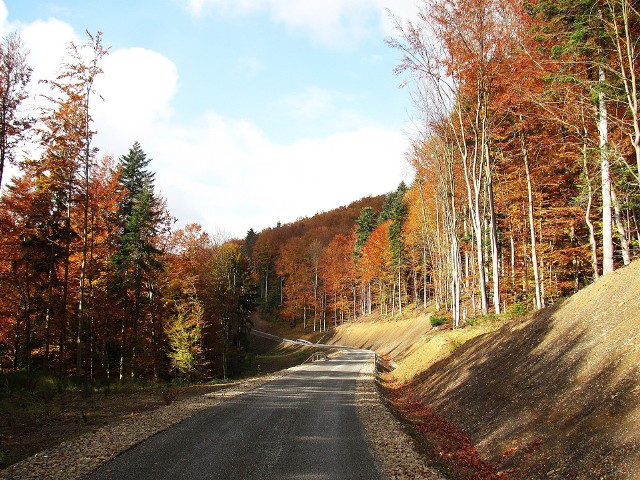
0,33 -> 254,379
244,195 -> 387,328
384,0 -> 640,325
3,0 -> 640,378
244,0 -> 640,328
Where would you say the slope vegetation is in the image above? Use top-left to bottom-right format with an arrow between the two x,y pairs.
328,261 -> 640,479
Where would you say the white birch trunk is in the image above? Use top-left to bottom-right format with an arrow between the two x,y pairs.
521,132 -> 542,310
599,63 -> 615,275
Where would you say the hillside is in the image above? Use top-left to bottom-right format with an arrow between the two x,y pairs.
327,260 -> 640,479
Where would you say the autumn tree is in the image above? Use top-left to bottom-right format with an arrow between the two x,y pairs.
201,242 -> 255,378
0,32 -> 32,189
360,220 -> 394,315
320,234 -> 356,325
163,224 -> 210,379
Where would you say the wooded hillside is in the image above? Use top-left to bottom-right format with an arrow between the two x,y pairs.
248,0 -> 640,336
2,0 -> 639,383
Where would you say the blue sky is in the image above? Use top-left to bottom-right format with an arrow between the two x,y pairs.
2,0 -> 418,238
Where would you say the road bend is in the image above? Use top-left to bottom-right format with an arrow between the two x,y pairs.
86,349 -> 381,480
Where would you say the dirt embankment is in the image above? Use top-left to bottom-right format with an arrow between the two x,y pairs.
328,261 -> 640,479
327,314 -> 433,358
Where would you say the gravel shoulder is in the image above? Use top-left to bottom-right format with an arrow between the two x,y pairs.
355,359 -> 443,480
2,354 -> 440,480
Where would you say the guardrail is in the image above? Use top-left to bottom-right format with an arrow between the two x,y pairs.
303,352 -> 328,363
374,353 -> 398,372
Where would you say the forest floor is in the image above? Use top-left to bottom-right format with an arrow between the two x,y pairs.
0,381 -> 225,470
322,260 -> 640,479
0,336 -> 314,471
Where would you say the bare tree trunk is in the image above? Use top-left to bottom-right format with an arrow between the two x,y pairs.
119,315 -> 125,380
398,269 -> 402,315
486,159 -> 501,314
521,132 -> 542,310
582,137 -> 600,280
599,66 -> 615,275
77,152 -> 89,376
611,186 -> 631,265
510,234 -> 516,293
44,241 -> 55,372
59,198 -> 72,375
352,285 -> 357,320
391,282 -> 396,316
264,268 -> 268,300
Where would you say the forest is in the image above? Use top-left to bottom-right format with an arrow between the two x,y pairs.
251,0 -> 640,329
1,0 -> 639,382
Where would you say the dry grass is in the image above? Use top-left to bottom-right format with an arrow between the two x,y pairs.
327,310 -> 433,357
389,316 -> 506,386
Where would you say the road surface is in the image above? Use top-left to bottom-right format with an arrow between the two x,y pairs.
86,349 -> 381,480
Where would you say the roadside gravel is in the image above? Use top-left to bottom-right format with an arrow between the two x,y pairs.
1,354 -> 441,480
356,361 -> 445,480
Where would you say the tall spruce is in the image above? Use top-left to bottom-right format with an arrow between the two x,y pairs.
380,182 -> 408,314
354,206 -> 378,256
112,142 -> 163,379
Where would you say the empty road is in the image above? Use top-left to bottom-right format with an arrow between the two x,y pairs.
86,349 -> 381,480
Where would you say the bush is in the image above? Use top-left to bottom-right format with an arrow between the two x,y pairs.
35,376 -> 57,401
430,315 -> 449,327
509,301 -> 528,317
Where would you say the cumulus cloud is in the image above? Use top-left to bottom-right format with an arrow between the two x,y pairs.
3,1 -> 410,238
19,18 -> 78,92
93,48 -> 178,137
144,113 -> 408,236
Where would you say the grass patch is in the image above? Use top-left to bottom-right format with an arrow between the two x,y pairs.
430,315 -> 449,327
388,313 -> 512,385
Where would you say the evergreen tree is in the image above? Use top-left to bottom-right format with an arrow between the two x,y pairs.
111,142 -> 164,378
354,206 -> 378,256
243,228 -> 258,265
379,182 -> 408,268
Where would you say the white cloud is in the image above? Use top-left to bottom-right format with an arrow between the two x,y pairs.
0,1 -> 8,34
184,0 -> 263,16
93,48 -> 178,137
181,0 -> 422,47
19,18 -> 78,91
2,1 -> 410,238
267,0 -> 374,46
375,0 -> 423,37
143,113 -> 408,237
279,86 -> 336,121
273,86 -> 372,139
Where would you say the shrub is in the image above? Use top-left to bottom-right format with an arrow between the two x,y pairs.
509,301 -> 528,317
430,315 -> 449,327
35,376 -> 57,401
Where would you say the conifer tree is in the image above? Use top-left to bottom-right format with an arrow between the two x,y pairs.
112,142 -> 164,378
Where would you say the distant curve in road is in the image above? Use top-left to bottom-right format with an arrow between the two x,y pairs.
86,349 -> 381,480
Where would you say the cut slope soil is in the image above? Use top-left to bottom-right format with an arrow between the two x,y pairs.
394,261 -> 640,479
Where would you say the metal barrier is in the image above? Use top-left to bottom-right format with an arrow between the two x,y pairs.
303,351 -> 328,363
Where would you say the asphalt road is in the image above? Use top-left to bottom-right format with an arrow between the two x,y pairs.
86,349 -> 381,480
